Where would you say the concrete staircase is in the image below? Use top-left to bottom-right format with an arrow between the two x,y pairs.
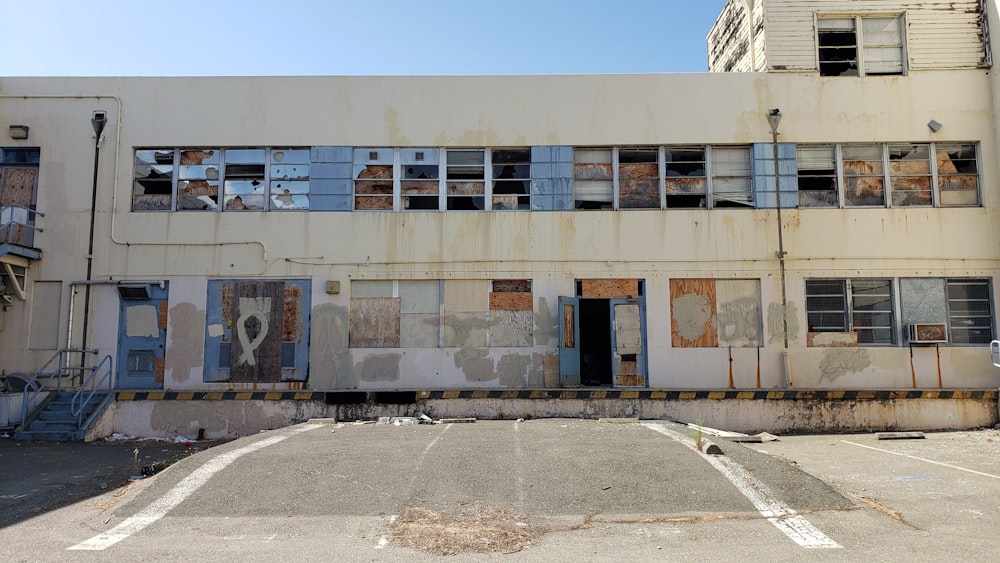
13,391 -> 110,441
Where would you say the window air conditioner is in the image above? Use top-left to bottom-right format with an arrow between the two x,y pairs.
907,323 -> 948,344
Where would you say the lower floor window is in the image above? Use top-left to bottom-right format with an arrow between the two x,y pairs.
806,279 -> 895,345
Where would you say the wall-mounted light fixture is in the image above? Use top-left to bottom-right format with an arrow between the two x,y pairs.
927,119 -> 942,133
8,125 -> 29,140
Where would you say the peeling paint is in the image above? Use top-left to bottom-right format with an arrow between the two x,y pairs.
672,293 -> 713,341
356,353 -> 402,382
454,347 -> 495,383
310,304 -> 355,389
819,348 -> 871,382
767,302 -> 800,344
497,354 -> 531,387
534,297 -> 557,346
166,302 -> 206,384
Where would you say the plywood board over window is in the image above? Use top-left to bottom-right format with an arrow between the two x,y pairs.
230,281 -> 284,382
349,297 -> 401,348
670,279 -> 718,347
444,280 -> 487,347
489,280 -> 533,347
581,279 -> 640,299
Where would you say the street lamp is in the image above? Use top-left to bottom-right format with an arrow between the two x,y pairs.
767,109 -> 789,352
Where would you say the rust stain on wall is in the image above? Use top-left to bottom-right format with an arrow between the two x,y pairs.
819,348 -> 871,382
356,353 -> 402,382
166,302 -> 206,384
310,304 -> 355,389
573,163 -> 612,180
664,177 -> 707,194
283,285 -> 302,342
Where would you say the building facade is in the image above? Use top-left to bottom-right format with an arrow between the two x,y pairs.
1,0 -> 999,396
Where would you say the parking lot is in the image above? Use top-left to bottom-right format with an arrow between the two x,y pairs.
3,419 -> 1000,561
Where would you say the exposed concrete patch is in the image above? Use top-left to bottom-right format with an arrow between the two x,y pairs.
533,297 -> 558,346
455,347 -> 496,383
310,304 -> 355,388
819,348 -> 872,382
126,305 -> 159,338
166,302 -> 206,385
767,301 -> 800,344
497,354 -> 531,387
528,353 -> 545,387
672,293 -> 714,340
357,354 -> 402,382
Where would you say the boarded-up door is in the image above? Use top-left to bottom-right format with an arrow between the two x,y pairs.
610,298 -> 647,386
117,283 -> 168,389
558,296 -> 581,386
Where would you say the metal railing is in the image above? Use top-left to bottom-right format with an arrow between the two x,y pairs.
20,348 -> 99,424
71,354 -> 113,427
0,204 -> 45,246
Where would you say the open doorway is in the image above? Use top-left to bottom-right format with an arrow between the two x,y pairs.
579,299 -> 612,386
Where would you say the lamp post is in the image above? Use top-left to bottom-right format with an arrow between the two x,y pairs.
80,111 -> 107,370
766,108 -> 789,351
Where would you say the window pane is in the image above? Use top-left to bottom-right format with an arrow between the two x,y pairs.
937,144 -> 979,206
948,279 -> 993,344
574,148 -> 612,209
818,18 -> 858,76
842,144 -> 884,206
888,144 -> 931,207
713,146 -> 752,207
805,280 -> 848,332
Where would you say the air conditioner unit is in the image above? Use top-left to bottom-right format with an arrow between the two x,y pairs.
907,323 -> 948,344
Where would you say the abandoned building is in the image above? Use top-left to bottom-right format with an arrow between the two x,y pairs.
1,0 -> 999,438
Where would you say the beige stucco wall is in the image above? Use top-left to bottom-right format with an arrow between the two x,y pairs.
0,71 -> 998,390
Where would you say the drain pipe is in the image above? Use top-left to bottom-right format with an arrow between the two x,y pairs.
766,108 -> 791,387
80,112 -> 108,363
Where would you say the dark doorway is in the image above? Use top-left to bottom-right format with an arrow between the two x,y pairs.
579,299 -> 612,386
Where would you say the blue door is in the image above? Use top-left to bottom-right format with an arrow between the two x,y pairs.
558,296 -> 581,386
117,283 -> 168,389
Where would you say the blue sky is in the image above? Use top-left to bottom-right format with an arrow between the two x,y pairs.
0,0 -> 728,76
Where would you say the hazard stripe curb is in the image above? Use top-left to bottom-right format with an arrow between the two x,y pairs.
115,389 -> 998,402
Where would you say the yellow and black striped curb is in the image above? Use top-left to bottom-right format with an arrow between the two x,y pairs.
116,389 -> 998,402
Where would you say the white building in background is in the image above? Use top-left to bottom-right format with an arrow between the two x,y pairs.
0,0 -> 998,396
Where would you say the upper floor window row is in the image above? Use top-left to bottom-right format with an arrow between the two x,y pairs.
818,15 -> 904,77
797,143 -> 979,208
133,148 -> 310,211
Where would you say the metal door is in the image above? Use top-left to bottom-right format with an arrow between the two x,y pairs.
558,296 -> 581,386
117,283 -> 168,389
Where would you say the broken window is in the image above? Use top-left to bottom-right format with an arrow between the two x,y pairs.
888,144 -> 932,207
223,149 -> 266,211
133,149 -> 175,211
269,149 -> 310,210
664,147 -> 706,208
842,144 -> 885,207
936,144 -> 979,206
573,148 -> 613,209
446,150 -> 485,210
618,147 -> 659,209
177,149 -> 220,211
796,145 -> 838,207
947,279 -> 994,344
491,149 -> 530,210
354,148 -> 394,210
818,16 -> 903,77
711,146 -> 752,207
806,279 -> 895,345
402,149 -> 441,211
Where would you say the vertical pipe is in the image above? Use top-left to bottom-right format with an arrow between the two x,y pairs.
728,346 -> 735,389
909,344 -> 917,388
936,344 -> 943,389
756,347 -> 761,388
80,113 -> 107,382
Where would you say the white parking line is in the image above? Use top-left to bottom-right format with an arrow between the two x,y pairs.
842,440 -> 1000,480
643,423 -> 841,549
69,424 -> 318,551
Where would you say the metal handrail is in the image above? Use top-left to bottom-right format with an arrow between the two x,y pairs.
20,348 -> 98,423
71,354 -> 113,427
0,204 -> 45,243
991,340 -> 1000,368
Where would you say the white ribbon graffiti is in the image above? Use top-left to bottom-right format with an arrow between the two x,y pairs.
237,297 -> 271,367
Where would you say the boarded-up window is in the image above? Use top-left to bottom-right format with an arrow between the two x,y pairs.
573,148 -> 612,210
350,280 -> 442,348
797,145 -> 838,207
204,279 -> 311,382
711,146 -> 752,208
354,148 -> 394,210
937,144 -> 979,206
618,148 -> 659,209
671,279 -> 761,348
888,144 -> 932,207
492,149 -> 530,210
489,280 -> 533,346
664,147 -> 706,208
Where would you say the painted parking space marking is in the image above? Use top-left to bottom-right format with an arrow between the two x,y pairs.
69,424 -> 319,551
643,423 -> 841,549
842,440 -> 1000,480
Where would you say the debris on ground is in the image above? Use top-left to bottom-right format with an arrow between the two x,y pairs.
437,418 -> 477,424
389,505 -> 538,556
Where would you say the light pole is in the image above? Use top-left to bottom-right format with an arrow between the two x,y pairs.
766,108 -> 789,351
80,111 -> 107,373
